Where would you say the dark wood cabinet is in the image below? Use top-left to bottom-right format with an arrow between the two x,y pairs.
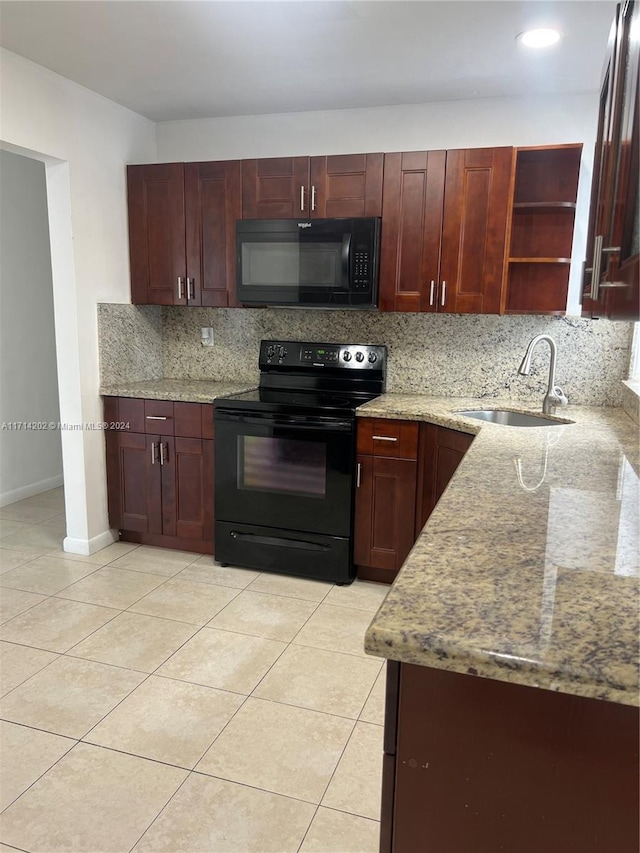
104,397 -> 214,554
241,153 -> 383,219
380,147 -> 514,314
504,145 -> 582,314
128,161 -> 240,307
354,418 -> 473,584
381,662 -> 639,853
583,1 -> 639,320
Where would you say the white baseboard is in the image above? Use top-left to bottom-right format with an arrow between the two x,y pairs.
0,474 -> 64,508
63,529 -> 118,556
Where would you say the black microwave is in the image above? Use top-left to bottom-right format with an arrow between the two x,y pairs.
236,217 -> 381,308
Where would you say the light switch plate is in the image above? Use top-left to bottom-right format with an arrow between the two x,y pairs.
201,327 -> 214,347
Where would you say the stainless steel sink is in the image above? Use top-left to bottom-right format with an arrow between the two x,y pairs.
455,409 -> 571,427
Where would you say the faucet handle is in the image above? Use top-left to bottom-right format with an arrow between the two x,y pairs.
553,386 -> 569,407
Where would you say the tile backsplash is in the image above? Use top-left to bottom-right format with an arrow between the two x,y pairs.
99,304 -> 634,407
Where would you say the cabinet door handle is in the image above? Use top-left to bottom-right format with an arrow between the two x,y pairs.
441,280 -> 447,306
311,185 -> 317,212
356,462 -> 362,488
429,280 -> 435,306
187,277 -> 195,300
146,415 -> 168,420
300,185 -> 305,211
150,441 -> 158,465
372,435 -> 398,442
177,276 -> 184,299
589,235 -> 603,302
159,443 -> 167,465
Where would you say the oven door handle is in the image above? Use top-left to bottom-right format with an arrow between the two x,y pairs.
215,411 -> 353,432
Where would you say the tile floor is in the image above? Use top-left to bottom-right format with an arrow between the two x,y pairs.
0,488 -> 388,852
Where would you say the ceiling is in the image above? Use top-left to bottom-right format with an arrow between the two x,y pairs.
0,1 -> 617,123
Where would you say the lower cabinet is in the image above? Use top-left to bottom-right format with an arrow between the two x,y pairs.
381,661 -> 640,853
354,418 -> 473,583
104,397 -> 214,554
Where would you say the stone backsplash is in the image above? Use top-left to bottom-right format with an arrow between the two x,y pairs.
98,304 -> 163,385
99,304 -> 634,407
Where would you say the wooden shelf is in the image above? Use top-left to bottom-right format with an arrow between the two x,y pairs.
513,202 -> 577,212
508,257 -> 572,264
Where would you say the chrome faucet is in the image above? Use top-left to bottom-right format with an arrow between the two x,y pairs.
518,335 -> 569,415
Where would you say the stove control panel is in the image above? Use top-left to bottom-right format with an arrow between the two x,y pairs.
260,340 -> 386,371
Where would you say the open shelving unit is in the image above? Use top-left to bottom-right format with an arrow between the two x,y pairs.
504,144 -> 582,314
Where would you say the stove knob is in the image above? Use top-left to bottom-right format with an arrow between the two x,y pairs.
355,351 -> 365,363
343,351 -> 352,362
368,352 -> 378,363
266,345 -> 274,357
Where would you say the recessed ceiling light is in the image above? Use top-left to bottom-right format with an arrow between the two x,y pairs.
517,28 -> 562,49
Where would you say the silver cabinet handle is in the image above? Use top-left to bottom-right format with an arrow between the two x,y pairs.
177,276 -> 184,299
150,441 -> 157,465
187,277 -> 195,300
159,443 -> 167,465
598,281 -> 631,289
146,415 -> 167,420
429,280 -> 435,306
356,462 -> 362,488
441,280 -> 447,306
300,185 -> 305,211
311,185 -> 317,212
372,435 -> 398,442
590,235 -> 603,302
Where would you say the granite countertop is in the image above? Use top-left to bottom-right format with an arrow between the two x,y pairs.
360,394 -> 639,707
100,379 -> 256,403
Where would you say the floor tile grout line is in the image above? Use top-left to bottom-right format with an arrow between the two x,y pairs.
0,644 -> 62,701
315,715 -> 359,809
0,591 -> 54,628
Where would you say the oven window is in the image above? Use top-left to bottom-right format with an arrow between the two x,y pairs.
242,242 -> 341,288
238,436 -> 327,498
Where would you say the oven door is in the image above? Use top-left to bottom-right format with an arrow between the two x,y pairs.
214,409 -> 354,536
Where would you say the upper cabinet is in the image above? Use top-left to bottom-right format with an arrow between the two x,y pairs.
583,0 -> 639,321
128,161 -> 241,307
503,145 -> 582,315
379,147 -> 514,313
241,153 -> 384,219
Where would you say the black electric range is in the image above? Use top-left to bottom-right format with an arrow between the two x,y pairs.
213,339 -> 387,584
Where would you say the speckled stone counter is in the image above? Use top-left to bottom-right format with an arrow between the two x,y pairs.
360,394 -> 639,707
100,379 -> 256,403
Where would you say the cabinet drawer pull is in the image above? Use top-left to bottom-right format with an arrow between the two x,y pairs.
300,185 -> 305,211
150,441 -> 158,465
146,415 -> 168,420
372,435 -> 398,442
441,280 -> 447,306
356,462 -> 362,488
177,276 -> 184,299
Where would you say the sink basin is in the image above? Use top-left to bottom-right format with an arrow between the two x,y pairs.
455,409 -> 570,427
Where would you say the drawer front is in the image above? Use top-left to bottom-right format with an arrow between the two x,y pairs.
174,402 -> 205,438
112,397 -> 145,432
357,418 -> 419,459
144,399 -> 174,434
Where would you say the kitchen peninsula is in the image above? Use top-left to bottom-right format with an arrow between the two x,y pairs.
360,395 -> 639,853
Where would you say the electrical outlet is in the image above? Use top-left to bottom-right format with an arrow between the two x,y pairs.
201,327 -> 214,347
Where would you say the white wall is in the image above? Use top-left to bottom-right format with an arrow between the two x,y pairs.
0,48 -> 156,552
0,150 -> 63,504
157,93 -> 599,314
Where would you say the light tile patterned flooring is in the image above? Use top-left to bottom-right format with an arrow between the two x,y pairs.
0,488 -> 387,853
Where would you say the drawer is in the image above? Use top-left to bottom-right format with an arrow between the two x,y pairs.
144,399 -> 174,434
357,418 -> 419,459
105,397 -> 144,432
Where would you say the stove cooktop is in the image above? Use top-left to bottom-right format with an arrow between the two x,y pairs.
214,387 -> 379,417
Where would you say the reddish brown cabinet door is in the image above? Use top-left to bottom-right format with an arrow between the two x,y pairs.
105,430 -> 162,534
128,162 -> 239,307
127,164 -> 187,306
379,147 -> 513,314
242,153 -> 383,220
379,150 -> 446,312
416,423 -> 474,529
440,147 -> 514,314
185,161 -> 241,307
162,437 -> 214,542
354,454 -> 418,580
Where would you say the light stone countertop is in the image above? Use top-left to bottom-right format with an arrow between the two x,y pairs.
100,379 -> 257,403
358,394 -> 639,707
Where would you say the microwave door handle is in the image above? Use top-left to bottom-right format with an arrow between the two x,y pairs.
341,233 -> 352,287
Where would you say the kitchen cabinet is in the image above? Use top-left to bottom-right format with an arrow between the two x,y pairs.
127,161 -> 241,307
104,397 -> 214,554
241,153 -> 383,219
379,147 -> 514,313
504,145 -> 582,314
354,419 -> 473,583
381,661 -> 639,853
583,0 -> 639,320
